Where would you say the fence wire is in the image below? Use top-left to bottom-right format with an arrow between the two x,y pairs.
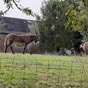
0,57 -> 88,88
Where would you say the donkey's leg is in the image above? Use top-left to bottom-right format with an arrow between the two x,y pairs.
28,48 -> 32,55
23,43 -> 28,54
27,45 -> 32,54
7,41 -> 14,54
10,45 -> 14,54
4,41 -> 8,53
4,45 -> 8,53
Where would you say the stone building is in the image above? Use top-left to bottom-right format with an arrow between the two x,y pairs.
0,16 -> 40,54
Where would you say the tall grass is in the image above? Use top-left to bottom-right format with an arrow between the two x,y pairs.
0,53 -> 88,88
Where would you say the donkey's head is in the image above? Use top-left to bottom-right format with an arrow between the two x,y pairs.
30,34 -> 39,43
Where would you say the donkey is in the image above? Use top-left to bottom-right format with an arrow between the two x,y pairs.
80,42 -> 88,55
4,33 -> 39,54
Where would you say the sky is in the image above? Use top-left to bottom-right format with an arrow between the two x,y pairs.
0,0 -> 45,20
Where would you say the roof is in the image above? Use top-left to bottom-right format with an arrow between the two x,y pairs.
0,16 -> 34,33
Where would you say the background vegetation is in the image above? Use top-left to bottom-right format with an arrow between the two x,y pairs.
37,0 -> 84,52
0,0 -> 88,53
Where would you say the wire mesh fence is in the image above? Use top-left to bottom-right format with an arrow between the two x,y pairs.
0,56 -> 88,88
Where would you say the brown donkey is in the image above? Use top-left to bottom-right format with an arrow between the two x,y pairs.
80,42 -> 88,55
4,33 -> 39,54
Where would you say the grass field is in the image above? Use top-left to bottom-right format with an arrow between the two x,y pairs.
0,53 -> 88,88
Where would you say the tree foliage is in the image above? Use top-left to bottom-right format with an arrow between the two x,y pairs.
0,0 -> 33,16
37,0 -> 82,52
65,0 -> 88,41
65,1 -> 88,30
0,19 -> 6,31
28,21 -> 39,34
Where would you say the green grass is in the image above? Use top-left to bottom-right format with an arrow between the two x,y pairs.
0,53 -> 88,88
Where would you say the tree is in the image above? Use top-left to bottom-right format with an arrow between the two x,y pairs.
0,0 -> 33,16
65,0 -> 88,41
0,19 -> 6,40
28,21 -> 39,34
0,19 -> 6,31
38,0 -> 79,52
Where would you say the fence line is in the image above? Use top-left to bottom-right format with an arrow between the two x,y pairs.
0,57 -> 88,88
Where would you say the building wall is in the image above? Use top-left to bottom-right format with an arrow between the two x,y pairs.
0,16 -> 40,54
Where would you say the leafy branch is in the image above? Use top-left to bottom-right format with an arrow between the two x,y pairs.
0,0 -> 34,16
